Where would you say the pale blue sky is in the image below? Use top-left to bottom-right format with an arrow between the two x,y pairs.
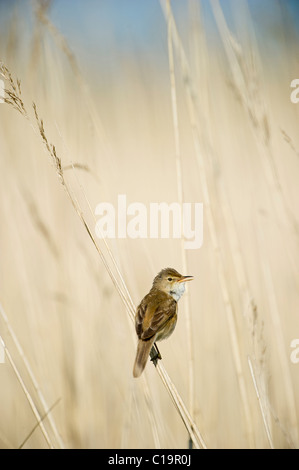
0,0 -> 298,71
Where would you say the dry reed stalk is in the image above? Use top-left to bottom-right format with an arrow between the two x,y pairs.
33,0 -> 116,172
210,0 -> 299,286
166,0 -> 195,437
247,356 -> 274,449
255,221 -> 298,445
33,5 -> 137,339
53,120 -> 137,316
121,379 -> 162,449
160,0 -> 255,446
210,0 -> 299,444
0,300 -> 63,448
142,377 -> 162,448
245,299 -> 274,448
156,361 -> 207,449
18,398 -> 61,449
1,62 -> 206,449
33,100 -> 135,316
0,328 -> 54,448
247,305 -> 294,449
266,397 -> 296,448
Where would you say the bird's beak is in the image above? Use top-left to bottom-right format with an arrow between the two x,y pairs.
178,275 -> 194,283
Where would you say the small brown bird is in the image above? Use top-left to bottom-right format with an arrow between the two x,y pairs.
133,267 -> 193,378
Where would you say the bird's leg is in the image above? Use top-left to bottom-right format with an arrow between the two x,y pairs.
154,343 -> 162,360
150,342 -> 162,365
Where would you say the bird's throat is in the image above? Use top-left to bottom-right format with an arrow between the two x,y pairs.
169,282 -> 186,302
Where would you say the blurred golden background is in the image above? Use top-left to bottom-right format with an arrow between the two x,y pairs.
0,0 -> 299,448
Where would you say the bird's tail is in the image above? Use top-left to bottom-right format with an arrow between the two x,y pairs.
133,338 -> 155,378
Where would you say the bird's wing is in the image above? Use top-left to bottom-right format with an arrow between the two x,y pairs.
135,294 -> 177,341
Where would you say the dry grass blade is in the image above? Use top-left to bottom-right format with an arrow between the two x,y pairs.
166,0 -> 195,434
210,0 -> 299,246
18,398 -> 61,449
247,356 -> 274,449
255,222 -> 299,444
160,0 -> 254,446
0,301 -> 64,448
156,362 -> 206,449
3,344 -> 54,448
34,0 -> 114,169
208,0 -> 299,444
142,378 -> 162,448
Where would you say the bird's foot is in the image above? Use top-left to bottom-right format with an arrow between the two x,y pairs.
150,343 -> 162,365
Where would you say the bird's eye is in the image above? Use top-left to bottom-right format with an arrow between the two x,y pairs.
168,277 -> 173,281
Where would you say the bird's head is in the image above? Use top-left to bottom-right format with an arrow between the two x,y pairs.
152,267 -> 193,301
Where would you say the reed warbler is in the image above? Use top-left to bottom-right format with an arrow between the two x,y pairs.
133,267 -> 193,377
